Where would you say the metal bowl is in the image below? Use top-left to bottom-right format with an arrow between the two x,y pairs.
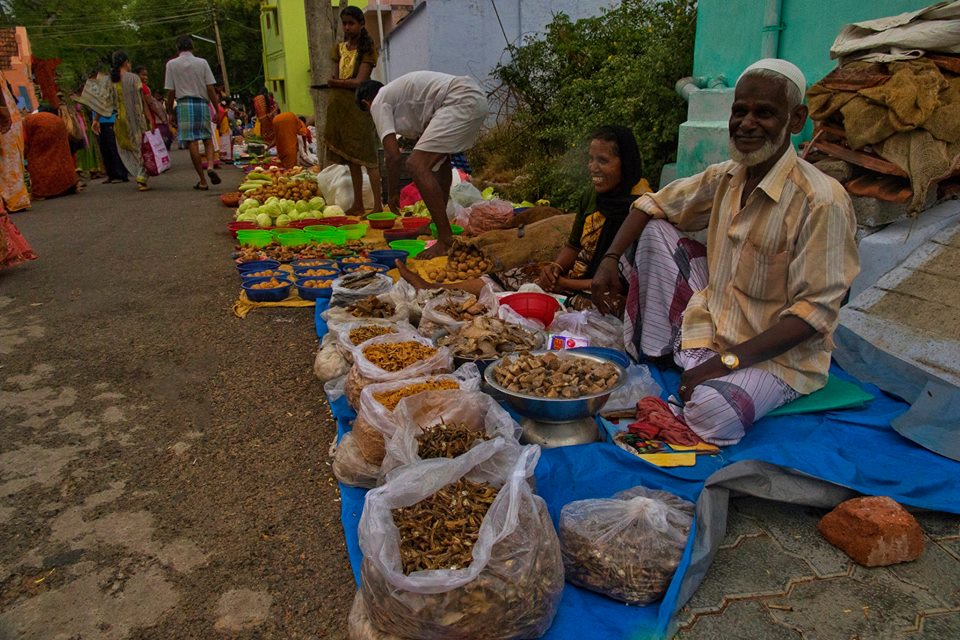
483,351 -> 627,423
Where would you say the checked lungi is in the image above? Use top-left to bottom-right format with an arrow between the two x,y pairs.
176,96 -> 213,144
622,220 -> 799,446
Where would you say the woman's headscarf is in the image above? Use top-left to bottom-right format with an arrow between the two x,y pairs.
586,125 -> 643,278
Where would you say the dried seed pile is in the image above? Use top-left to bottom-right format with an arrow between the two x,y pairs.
494,352 -> 619,398
362,341 -> 437,373
425,244 -> 491,283
347,296 -> 396,318
373,379 -> 460,411
438,316 -> 541,360
416,421 -> 490,459
392,478 -> 499,574
348,325 -> 398,346
437,295 -> 489,322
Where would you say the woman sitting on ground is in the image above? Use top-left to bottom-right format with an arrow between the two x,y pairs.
24,105 -> 80,199
397,125 -> 649,310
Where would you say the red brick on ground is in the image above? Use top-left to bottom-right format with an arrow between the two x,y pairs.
817,496 -> 924,567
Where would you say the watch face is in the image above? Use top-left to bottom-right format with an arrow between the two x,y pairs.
722,354 -> 737,368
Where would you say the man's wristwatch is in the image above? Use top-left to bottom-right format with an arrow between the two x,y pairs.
720,352 -> 741,371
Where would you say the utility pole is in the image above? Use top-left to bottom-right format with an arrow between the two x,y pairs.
211,6 -> 230,95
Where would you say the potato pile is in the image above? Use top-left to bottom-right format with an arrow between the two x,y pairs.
426,244 -> 492,283
249,278 -> 286,290
301,279 -> 333,288
246,176 -> 320,203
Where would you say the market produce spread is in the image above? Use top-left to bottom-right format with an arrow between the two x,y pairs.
223,159 -> 693,640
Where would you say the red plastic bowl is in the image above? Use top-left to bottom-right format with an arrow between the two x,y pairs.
499,292 -> 561,329
318,216 -> 360,228
291,218 -> 325,228
384,228 -> 422,242
368,218 -> 396,230
401,216 -> 432,230
228,221 -> 258,237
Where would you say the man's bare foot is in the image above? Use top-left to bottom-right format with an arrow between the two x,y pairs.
344,205 -> 365,216
395,259 -> 430,290
417,241 -> 450,260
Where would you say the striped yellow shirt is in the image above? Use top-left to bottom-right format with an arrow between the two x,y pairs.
633,146 -> 859,394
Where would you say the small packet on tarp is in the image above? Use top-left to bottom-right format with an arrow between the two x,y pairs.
351,364 -> 482,466
560,485 -> 694,604
332,433 -> 381,489
359,443 -> 564,639
381,389 -> 522,476
550,309 -> 625,350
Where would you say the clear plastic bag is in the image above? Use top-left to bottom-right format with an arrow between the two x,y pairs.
450,181 -> 484,208
603,364 -> 663,412
381,389 -> 522,477
348,590 -> 406,640
560,485 -> 694,604
418,288 -> 498,339
550,309 -> 625,350
334,319 -> 418,363
349,334 -> 452,383
313,333 -> 351,383
332,433 -> 381,489
359,443 -> 564,639
330,273 -> 395,308
324,293 -> 410,333
354,364 -> 482,454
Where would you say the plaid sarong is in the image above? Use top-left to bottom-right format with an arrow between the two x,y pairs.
176,96 -> 212,143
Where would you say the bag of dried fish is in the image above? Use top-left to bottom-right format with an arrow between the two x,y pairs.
381,390 -> 522,476
330,273 -> 394,308
436,316 -> 543,362
344,335 -> 453,410
493,351 -> 621,398
560,485 -> 694,605
332,433 -> 381,489
347,591 -> 405,640
417,288 -> 497,339
359,443 -> 564,639
333,320 -> 418,364
324,294 -> 409,330
350,364 -> 482,465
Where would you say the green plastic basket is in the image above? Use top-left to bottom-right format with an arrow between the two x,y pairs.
429,223 -> 464,238
306,229 -> 347,246
339,223 -> 368,240
389,239 -> 427,258
367,211 -> 397,221
277,231 -> 311,246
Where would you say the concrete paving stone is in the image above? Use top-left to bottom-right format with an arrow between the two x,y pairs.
766,566 -> 943,639
940,538 -> 960,562
674,600 -> 802,640
912,510 -> 960,540
886,538 -> 960,608
909,611 -> 960,638
730,498 -> 851,577
720,501 -> 765,548
684,534 -> 816,613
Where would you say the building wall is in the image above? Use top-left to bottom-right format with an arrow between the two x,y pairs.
1,27 -> 36,112
384,0 -> 617,87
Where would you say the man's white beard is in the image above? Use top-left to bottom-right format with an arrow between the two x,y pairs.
728,126 -> 789,167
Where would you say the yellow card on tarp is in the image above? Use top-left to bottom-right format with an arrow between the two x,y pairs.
637,452 -> 697,467
669,442 -> 721,454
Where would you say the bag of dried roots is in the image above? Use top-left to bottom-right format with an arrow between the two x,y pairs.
333,433 -> 381,489
358,442 -> 564,639
560,485 -> 694,605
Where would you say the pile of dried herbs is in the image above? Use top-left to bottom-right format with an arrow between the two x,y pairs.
416,421 -> 491,459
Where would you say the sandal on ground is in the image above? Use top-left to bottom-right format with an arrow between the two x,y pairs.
193,182 -> 209,191
137,183 -> 150,192
206,170 -> 221,185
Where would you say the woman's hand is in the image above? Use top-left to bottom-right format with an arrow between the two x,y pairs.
91,120 -> 101,135
678,355 -> 728,402
591,257 -> 621,315
537,262 -> 563,291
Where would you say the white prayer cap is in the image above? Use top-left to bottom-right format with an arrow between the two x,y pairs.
738,58 -> 806,98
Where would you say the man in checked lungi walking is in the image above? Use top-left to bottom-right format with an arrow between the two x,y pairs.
163,36 -> 222,190
592,59 -> 860,447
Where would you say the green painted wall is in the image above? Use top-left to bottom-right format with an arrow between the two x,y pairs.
260,0 -> 368,119
692,0 -> 925,87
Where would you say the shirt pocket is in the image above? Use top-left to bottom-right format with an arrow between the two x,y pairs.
732,240 -> 789,304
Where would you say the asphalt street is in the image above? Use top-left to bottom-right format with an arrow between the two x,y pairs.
0,150 -> 354,639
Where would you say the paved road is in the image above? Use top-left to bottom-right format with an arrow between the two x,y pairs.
0,151 -> 354,639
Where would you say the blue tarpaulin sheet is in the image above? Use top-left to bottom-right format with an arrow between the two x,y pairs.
319,304 -> 960,638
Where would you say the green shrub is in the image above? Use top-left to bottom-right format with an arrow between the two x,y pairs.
472,0 -> 696,210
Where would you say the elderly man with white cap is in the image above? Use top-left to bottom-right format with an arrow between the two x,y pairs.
592,58 -> 859,447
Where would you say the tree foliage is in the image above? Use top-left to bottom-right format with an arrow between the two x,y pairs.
0,0 -> 262,101
474,0 -> 697,209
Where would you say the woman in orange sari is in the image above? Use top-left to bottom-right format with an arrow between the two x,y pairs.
272,111 -> 307,168
24,108 -> 80,199
0,86 -> 35,269
0,80 -> 30,212
252,89 -> 277,146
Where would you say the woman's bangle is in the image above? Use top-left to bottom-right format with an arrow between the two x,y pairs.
601,252 -> 620,263
548,261 -> 564,271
